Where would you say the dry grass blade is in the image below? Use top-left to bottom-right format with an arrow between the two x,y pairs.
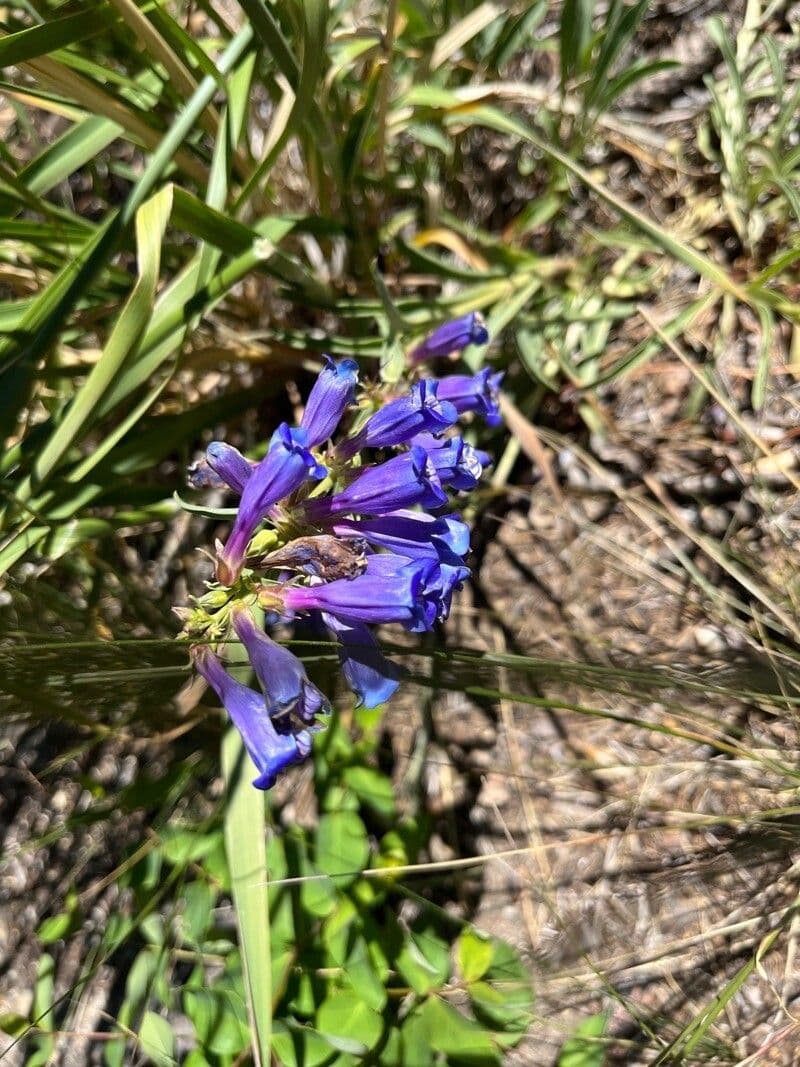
637,303 -> 800,494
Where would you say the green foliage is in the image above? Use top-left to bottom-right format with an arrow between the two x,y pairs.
16,702 -> 533,1064
557,1014 -> 609,1066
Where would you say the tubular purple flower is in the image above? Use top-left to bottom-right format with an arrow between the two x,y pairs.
231,607 -> 329,724
412,433 -> 491,491
192,646 -> 312,790
405,556 -> 471,632
434,369 -> 504,426
322,613 -> 401,709
304,446 -> 447,522
217,424 -> 327,584
337,380 -> 457,458
281,557 -> 427,624
410,312 -> 489,362
206,441 -> 255,494
188,457 -> 227,491
300,356 -> 359,446
332,510 -> 470,561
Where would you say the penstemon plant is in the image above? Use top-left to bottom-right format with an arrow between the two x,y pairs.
179,313 -> 499,789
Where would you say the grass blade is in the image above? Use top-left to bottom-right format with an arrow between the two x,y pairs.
222,725 -> 272,1067
22,185 -> 172,496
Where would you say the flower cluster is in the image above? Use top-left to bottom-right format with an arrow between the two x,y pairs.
184,313 -> 500,790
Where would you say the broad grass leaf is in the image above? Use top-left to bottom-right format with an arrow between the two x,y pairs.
560,0 -> 594,87
0,7 -> 119,66
222,723 -> 271,1067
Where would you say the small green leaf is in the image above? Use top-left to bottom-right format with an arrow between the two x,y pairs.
271,1022 -> 334,1067
421,997 -> 501,1064
470,939 -> 534,1035
342,766 -> 396,820
37,893 -> 82,943
184,988 -> 250,1056
314,811 -> 370,886
379,1009 -> 434,1067
344,939 -> 387,1011
124,948 -> 159,1008
0,1012 -> 29,1038
161,827 -> 219,866
180,880 -> 215,945
138,1011 -> 176,1066
457,929 -> 494,984
396,928 -> 450,996
316,991 -> 383,1055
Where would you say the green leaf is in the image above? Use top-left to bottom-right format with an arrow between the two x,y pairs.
379,1009 -> 434,1067
37,891 -> 82,943
344,939 -> 387,1012
421,997 -> 501,1065
560,0 -> 595,86
161,827 -> 219,867
461,938 -> 534,1042
124,948 -> 159,1008
180,880 -> 215,945
457,929 -> 494,984
342,766 -> 396,820
585,0 -> 649,112
26,185 -> 171,497
138,1011 -> 176,1067
316,991 -> 383,1055
314,810 -> 370,886
25,952 -> 55,1067
396,927 -> 450,996
222,719 -> 271,1067
271,1021 -> 334,1067
0,1012 -> 28,1039
184,988 -> 250,1056
0,6 -> 119,66
557,1013 -> 609,1067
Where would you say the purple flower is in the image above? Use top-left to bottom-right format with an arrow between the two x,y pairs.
304,446 -> 447,522
206,441 -> 255,493
188,457 -> 227,491
192,646 -> 312,790
301,356 -> 359,446
411,312 -> 489,362
333,510 -> 470,561
405,555 -> 471,632
217,424 -> 326,584
434,369 -> 504,426
281,555 -> 428,624
338,380 -> 457,458
188,443 -> 255,493
232,607 -> 329,724
323,613 -> 400,708
412,433 -> 491,491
